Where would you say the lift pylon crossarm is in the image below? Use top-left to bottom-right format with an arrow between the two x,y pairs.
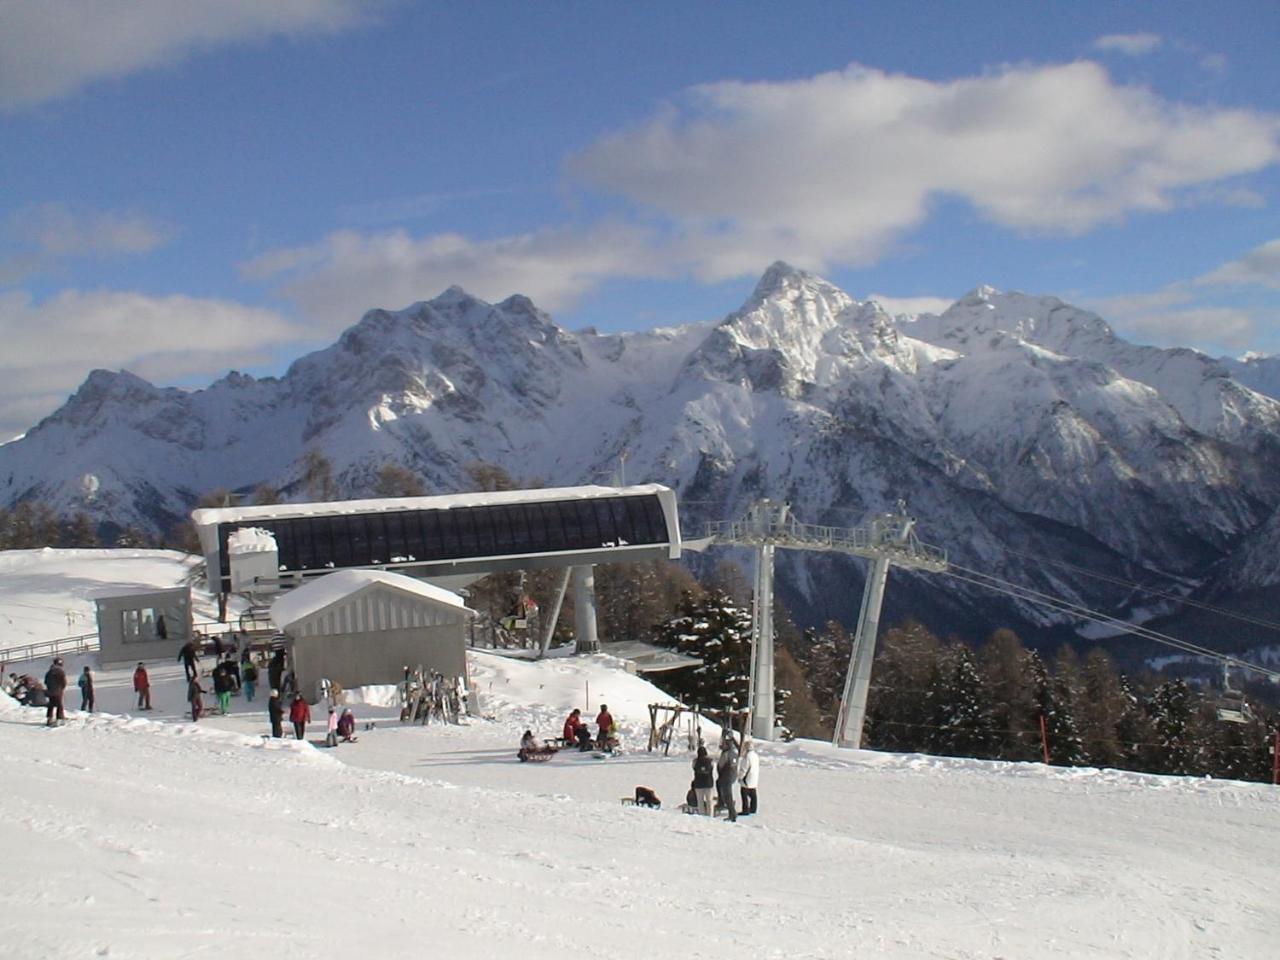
703,505 -> 947,572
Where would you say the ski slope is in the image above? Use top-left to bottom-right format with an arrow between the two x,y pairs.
1,551 -> 1278,958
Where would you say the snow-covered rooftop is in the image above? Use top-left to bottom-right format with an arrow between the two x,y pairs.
192,483 -> 672,527
271,569 -> 467,629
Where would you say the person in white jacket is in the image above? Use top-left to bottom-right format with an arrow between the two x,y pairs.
738,740 -> 760,816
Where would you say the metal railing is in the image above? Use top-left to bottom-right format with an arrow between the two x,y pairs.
0,632 -> 100,665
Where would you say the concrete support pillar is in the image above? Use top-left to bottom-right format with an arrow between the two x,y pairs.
833,556 -> 892,749
572,565 -> 600,654
749,543 -> 776,741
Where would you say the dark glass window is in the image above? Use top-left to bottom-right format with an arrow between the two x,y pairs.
367,514 -> 388,563
290,518 -> 313,571
330,517 -> 353,566
592,500 -> 618,544
385,512 -> 407,560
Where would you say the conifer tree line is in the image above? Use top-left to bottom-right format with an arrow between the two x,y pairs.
0,502 -> 100,550
799,620 -> 1278,784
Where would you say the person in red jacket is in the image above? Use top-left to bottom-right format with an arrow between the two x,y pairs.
595,704 -> 614,750
289,693 -> 311,741
132,662 -> 152,710
563,708 -> 582,743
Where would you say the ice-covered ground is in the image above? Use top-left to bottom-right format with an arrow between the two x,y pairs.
2,551 -> 1278,958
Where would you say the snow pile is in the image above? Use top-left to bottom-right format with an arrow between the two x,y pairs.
227,526 -> 277,554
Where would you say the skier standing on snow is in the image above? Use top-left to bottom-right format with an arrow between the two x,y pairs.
78,666 -> 95,713
716,735 -> 739,822
44,657 -> 67,727
325,707 -> 339,747
595,704 -> 614,750
212,662 -> 233,715
691,745 -> 715,816
133,662 -> 152,710
187,674 -> 205,722
241,655 -> 258,703
289,693 -> 310,741
738,739 -> 760,816
178,640 -> 199,681
267,689 -> 284,738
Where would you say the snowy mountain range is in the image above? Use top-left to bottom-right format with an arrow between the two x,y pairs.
5,263 -> 1280,643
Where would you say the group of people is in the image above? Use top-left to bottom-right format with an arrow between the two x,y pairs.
263,687 -> 356,744
8,651 -> 360,751
690,735 -> 759,821
561,704 -> 618,753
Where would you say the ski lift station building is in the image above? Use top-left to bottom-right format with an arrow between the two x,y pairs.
190,484 -> 685,692
191,484 -> 682,596
269,569 -> 470,702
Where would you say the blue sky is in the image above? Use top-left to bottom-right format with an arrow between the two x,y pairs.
2,1 -> 1278,438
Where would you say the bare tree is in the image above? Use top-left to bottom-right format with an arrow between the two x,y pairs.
373,463 -> 426,498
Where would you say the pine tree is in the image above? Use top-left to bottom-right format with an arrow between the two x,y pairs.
652,588 -> 753,713
1028,651 -> 1086,766
1112,673 -> 1156,772
60,512 -> 99,548
595,559 -> 701,644
1146,679 -> 1207,776
926,644 -> 997,759
863,622 -> 940,753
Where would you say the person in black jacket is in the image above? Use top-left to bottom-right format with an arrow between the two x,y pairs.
267,689 -> 284,738
177,641 -> 198,681
187,675 -> 204,722
716,736 -> 739,822
44,657 -> 67,727
268,649 -> 285,692
77,666 -> 95,712
691,745 -> 715,816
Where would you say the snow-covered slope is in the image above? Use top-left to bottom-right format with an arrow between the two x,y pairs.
0,548 -> 210,647
2,554 -> 1278,958
4,265 -> 1280,637
2,648 -> 1278,959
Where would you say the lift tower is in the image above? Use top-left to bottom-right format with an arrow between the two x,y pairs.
705,500 -> 946,746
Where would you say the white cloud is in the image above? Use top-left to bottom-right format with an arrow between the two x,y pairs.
1114,305 -> 1258,350
0,204 -> 176,282
1093,33 -> 1163,56
0,288 -> 304,437
1195,239 -> 1280,289
0,0 -> 373,111
865,293 -> 955,317
570,61 -> 1280,281
243,222 -> 667,334
1088,240 -> 1280,353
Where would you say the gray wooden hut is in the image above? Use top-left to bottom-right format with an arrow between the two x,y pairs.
270,569 -> 471,703
95,586 -> 193,666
